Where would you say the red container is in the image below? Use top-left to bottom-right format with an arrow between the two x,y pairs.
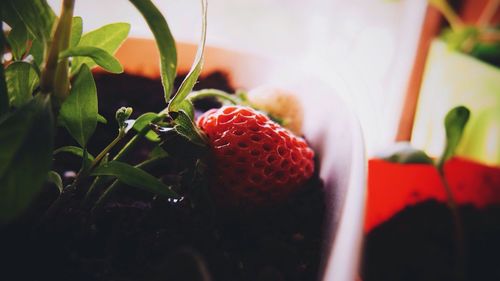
365,157 -> 500,232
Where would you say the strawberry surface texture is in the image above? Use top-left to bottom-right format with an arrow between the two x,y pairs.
197,106 -> 315,207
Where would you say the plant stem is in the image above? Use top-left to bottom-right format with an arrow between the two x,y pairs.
84,126 -> 151,201
40,0 -> 74,103
113,127 -> 147,161
74,130 -> 125,192
188,89 -> 240,105
437,167 -> 466,281
91,156 -> 168,213
90,131 -> 125,171
80,130 -> 128,199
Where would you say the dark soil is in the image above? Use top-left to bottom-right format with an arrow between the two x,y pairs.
0,71 -> 326,281
362,200 -> 500,281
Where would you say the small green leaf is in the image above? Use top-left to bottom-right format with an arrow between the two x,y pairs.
133,112 -> 160,142
154,124 -> 206,162
173,110 -> 206,147
1,1 -> 30,60
81,148 -> 92,171
59,64 -> 98,147
168,0 -> 207,112
385,149 -> 434,165
70,16 -> 83,48
97,114 -> 107,124
60,46 -> 123,74
116,106 -> 133,129
0,30 -> 9,116
29,39 -> 45,67
130,0 -> 177,102
5,62 -> 39,108
0,94 -> 54,224
149,145 -> 168,158
6,24 -> 29,61
471,42 -> 500,66
176,99 -> 195,120
71,22 -> 130,74
53,145 -> 95,167
91,161 -> 179,198
8,0 -> 55,44
437,106 -> 471,170
47,171 -> 63,193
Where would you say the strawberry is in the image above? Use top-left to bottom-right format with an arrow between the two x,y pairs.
196,105 -> 315,207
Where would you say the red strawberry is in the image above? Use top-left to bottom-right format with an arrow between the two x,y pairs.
197,105 -> 315,207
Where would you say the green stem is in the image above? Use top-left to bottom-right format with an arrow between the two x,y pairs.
113,127 -> 147,161
89,130 -> 125,171
75,130 -> 125,192
188,89 -> 240,105
91,156 -> 168,213
40,0 -> 75,102
84,125 -> 151,201
437,167 -> 466,281
81,130 -> 126,199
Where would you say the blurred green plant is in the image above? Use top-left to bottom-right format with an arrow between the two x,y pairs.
430,0 -> 500,67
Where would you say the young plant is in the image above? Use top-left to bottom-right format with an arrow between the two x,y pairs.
386,105 -> 470,281
0,0 -> 215,225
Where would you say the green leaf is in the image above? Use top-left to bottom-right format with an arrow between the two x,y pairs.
385,149 -> 433,165
0,94 -> 54,224
59,64 -> 98,147
97,114 -> 107,124
168,0 -> 207,112
437,106 -> 471,170
471,42 -> 500,66
1,1 -> 20,25
130,0 -> 177,102
5,62 -> 39,108
133,112 -> 160,142
0,30 -> 9,116
91,161 -> 179,198
177,99 -> 195,120
47,171 -> 63,193
8,0 -> 55,44
149,145 -> 168,158
70,16 -> 83,48
81,148 -> 92,171
53,145 -> 95,167
29,39 -> 45,67
173,110 -> 206,147
60,46 -> 123,74
6,24 -> 29,61
1,0 -> 31,61
71,22 -> 130,74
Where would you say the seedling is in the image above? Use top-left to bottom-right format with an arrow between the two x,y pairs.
386,105 -> 470,281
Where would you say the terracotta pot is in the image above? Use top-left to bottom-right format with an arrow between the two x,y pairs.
115,38 -> 367,281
